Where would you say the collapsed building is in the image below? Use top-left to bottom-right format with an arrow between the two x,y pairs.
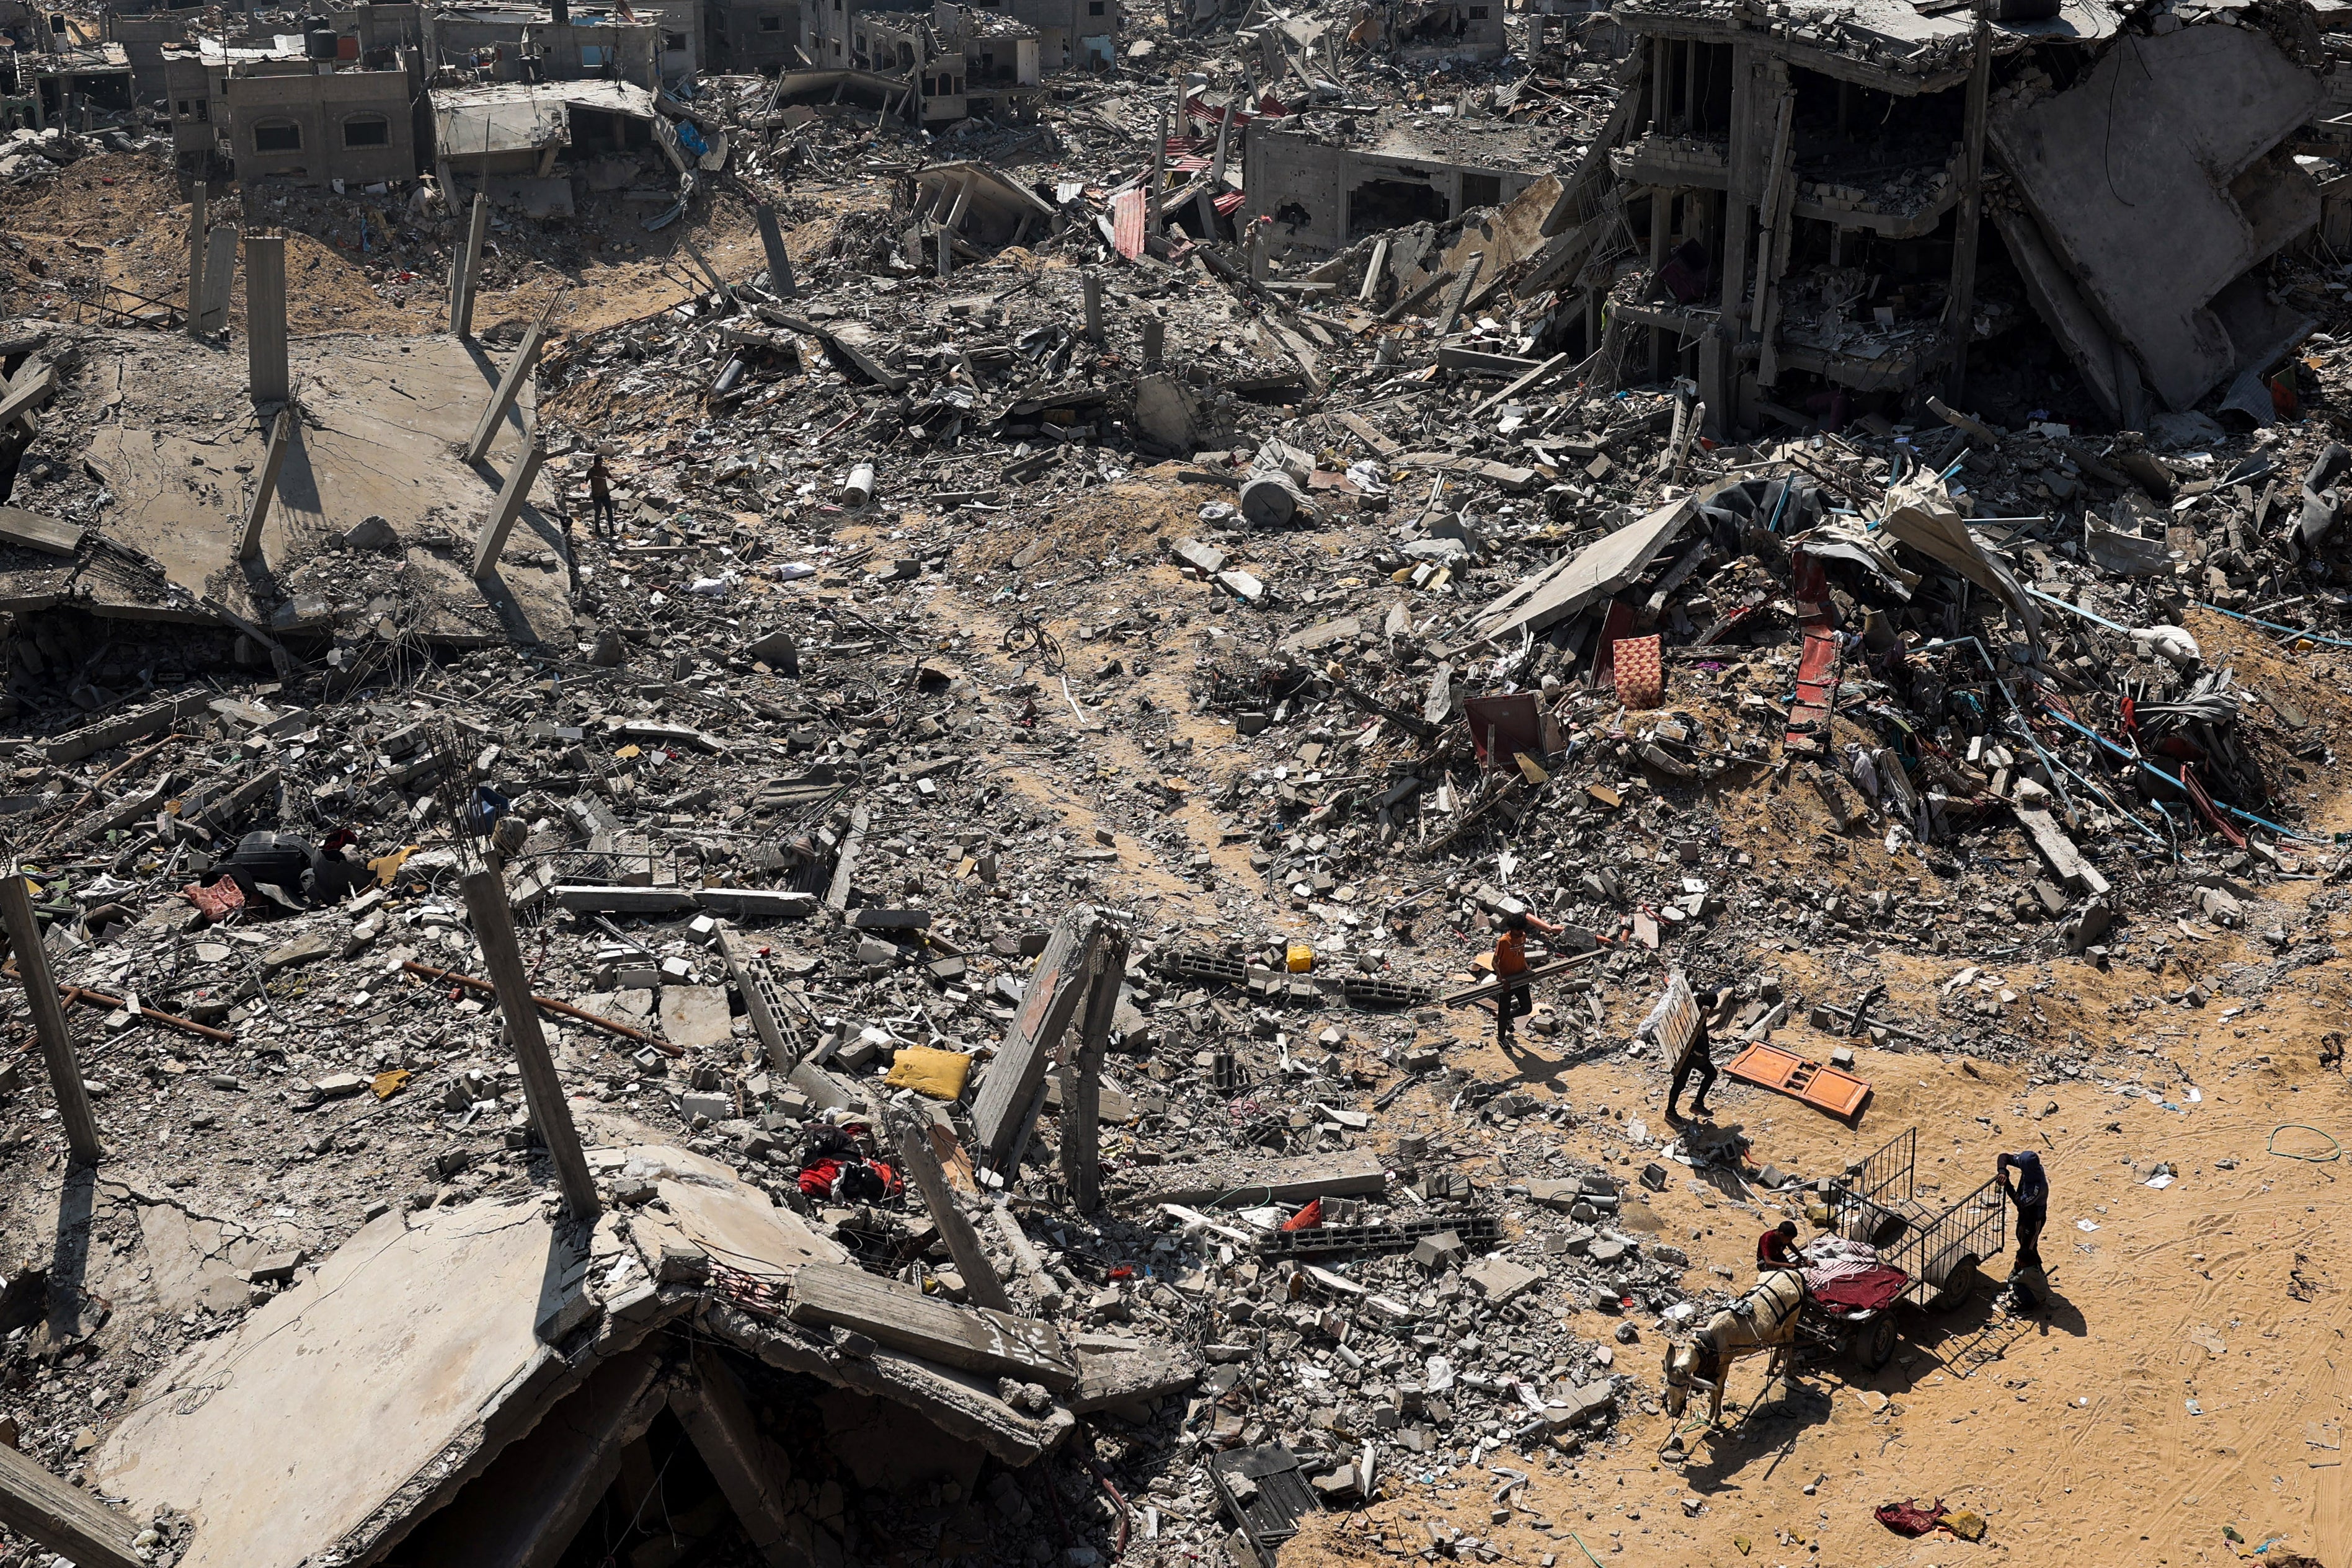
1576,0 -> 2335,435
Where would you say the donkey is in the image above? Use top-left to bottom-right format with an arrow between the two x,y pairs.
1661,1267 -> 1806,1425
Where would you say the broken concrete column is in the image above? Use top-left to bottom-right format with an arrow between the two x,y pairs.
243,231 -> 288,405
471,440 -> 548,578
463,301 -> 555,464
0,874 -> 102,1165
753,202 -> 797,297
185,183 -> 206,340
1082,271 -> 1104,343
1062,924 -> 1129,1214
824,802 -> 869,911
197,223 -> 235,336
971,905 -> 1107,1171
891,1107 -> 1013,1312
458,865 -> 599,1218
1240,471 -> 1302,528
237,406 -> 294,562
1150,105 -> 1169,234
671,1343 -> 804,1568
1142,317 -> 1165,366
450,190 -> 488,339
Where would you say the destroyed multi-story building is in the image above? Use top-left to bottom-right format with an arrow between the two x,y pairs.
1246,109 -> 1548,253
1576,0 -> 2332,435
422,0 -> 662,91
791,0 -> 1089,107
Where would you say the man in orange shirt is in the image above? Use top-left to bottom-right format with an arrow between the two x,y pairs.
1489,908 -> 1564,1053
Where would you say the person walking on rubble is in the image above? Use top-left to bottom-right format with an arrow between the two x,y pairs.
587,454 -> 617,539
1488,908 -> 1563,1053
1664,1000 -> 1716,1123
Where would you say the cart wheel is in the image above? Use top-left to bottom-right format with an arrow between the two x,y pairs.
1933,1252 -> 1982,1311
1858,1314 -> 1897,1371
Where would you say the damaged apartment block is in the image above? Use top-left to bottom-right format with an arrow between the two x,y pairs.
1576,0 -> 2331,435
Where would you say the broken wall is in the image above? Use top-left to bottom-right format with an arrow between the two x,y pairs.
1989,24 -> 2325,412
223,66 -> 419,187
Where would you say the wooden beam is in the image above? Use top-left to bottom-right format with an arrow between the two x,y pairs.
0,1442 -> 143,1568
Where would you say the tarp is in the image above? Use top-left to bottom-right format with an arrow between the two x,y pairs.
1877,480 -> 2042,640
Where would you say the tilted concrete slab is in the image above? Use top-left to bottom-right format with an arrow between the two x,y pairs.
13,322 -> 570,645
89,1199 -> 584,1568
1989,25 -> 2323,412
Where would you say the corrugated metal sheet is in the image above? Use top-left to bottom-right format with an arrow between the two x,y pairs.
1112,188 -> 1146,260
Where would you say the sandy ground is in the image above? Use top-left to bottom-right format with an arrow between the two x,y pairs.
868,559 -> 2352,1567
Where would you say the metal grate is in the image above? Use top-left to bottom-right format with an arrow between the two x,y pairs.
1884,1174 -> 2007,1307
1209,1444 -> 1322,1554
1256,1212 -> 1501,1260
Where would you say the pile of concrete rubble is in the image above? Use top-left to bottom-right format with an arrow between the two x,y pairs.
5,0 -> 2352,1561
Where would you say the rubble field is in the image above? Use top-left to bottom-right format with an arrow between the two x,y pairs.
8,0 -> 2352,1561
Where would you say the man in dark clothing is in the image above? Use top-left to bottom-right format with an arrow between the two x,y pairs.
1997,1150 -> 2048,1270
1667,1011 -> 1718,1122
587,455 -> 617,538
1488,908 -> 1564,1052
1757,1220 -> 1803,1274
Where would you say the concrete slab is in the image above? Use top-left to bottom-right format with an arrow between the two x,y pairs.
27,325 -> 570,646
90,1200 -> 573,1568
659,985 -> 735,1050
608,1140 -> 854,1277
1989,25 -> 2323,411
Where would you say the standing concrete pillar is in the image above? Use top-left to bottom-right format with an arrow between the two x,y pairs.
1142,317 -> 1165,366
243,231 -> 288,404
458,866 -> 598,1220
0,875 -> 100,1166
753,202 -> 796,296
1081,271 -> 1103,343
198,223 -> 236,336
463,303 -> 554,464
238,407 -> 293,560
185,184 -> 206,340
1148,105 -> 1168,234
1061,926 -> 1128,1215
473,441 -> 547,577
450,190 -> 488,339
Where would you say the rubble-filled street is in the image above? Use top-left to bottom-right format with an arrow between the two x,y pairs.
2,0 -> 2352,1563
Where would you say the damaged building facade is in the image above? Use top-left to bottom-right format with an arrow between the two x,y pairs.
1579,0 -> 2332,435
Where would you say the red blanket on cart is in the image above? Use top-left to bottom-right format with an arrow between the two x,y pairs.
1809,1264 -> 1907,1313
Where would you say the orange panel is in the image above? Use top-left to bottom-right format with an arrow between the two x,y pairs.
1725,1043 -> 1871,1118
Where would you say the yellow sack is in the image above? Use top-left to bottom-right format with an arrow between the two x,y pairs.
886,1046 -> 975,1101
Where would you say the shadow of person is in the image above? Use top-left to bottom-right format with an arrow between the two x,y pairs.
2002,1264 -> 2088,1337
